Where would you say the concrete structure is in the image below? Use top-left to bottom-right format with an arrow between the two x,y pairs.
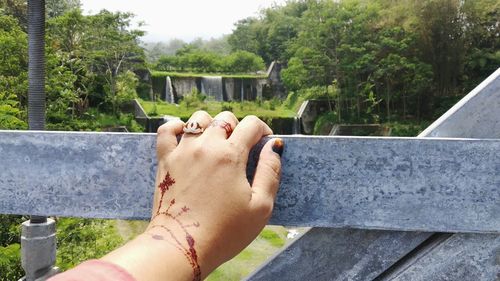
155,61 -> 285,103
296,99 -> 336,134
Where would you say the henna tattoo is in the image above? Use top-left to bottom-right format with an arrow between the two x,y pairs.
152,234 -> 164,240
156,172 -> 176,214
149,172 -> 201,281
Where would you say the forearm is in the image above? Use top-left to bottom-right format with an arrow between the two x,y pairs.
100,231 -> 202,281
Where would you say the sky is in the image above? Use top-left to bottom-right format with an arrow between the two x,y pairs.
80,0 -> 287,43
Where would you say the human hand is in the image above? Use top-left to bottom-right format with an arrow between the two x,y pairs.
102,111 -> 283,281
149,111 -> 283,279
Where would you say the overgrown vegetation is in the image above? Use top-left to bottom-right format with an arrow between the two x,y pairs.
0,1 -> 146,278
154,49 -> 266,74
151,71 -> 267,79
229,0 -> 499,123
0,2 -> 147,130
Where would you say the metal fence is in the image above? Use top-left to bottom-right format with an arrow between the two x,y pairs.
0,68 -> 499,280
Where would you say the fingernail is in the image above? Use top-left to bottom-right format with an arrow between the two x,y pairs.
272,138 -> 284,157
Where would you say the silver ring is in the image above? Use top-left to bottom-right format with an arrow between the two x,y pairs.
183,121 -> 204,134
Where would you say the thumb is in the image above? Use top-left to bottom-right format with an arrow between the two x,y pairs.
250,138 -> 284,215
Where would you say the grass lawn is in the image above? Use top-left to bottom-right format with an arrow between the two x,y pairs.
206,226 -> 291,281
139,100 -> 296,120
115,221 -> 294,280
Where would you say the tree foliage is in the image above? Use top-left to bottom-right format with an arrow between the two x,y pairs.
154,48 -> 265,73
0,6 -> 147,276
229,0 -> 499,122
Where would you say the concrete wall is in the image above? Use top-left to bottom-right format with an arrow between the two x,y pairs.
152,61 -> 286,103
171,77 -> 198,100
297,100 -> 336,134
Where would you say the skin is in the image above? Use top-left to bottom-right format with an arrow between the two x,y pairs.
99,111 -> 282,281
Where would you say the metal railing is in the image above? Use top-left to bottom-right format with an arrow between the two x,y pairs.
3,2 -> 500,279
0,68 -> 499,280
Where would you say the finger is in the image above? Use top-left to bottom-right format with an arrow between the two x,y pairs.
250,138 -> 283,218
156,119 -> 185,159
203,111 -> 238,139
182,110 -> 213,141
229,115 -> 273,152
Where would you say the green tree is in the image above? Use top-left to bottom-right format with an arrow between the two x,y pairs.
83,10 -> 145,112
46,0 -> 81,18
228,18 -> 264,59
107,70 -> 138,115
0,0 -> 27,30
415,0 -> 467,97
155,55 -> 179,71
0,14 -> 27,129
224,50 -> 265,73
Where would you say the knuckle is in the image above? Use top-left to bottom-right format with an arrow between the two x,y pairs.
192,110 -> 209,118
243,115 -> 260,124
220,111 -> 238,123
157,120 -> 182,136
191,142 -> 207,159
220,110 -> 234,116
157,124 -> 171,135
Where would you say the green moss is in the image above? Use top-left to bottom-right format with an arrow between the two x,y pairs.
151,71 -> 267,79
258,229 -> 285,247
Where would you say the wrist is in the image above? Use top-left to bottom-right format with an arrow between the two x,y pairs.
145,215 -> 206,280
100,231 -> 196,281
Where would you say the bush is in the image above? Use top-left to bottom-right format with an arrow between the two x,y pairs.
180,89 -> 206,109
221,103 -> 233,112
56,218 -> 123,271
153,50 -> 265,74
313,111 -> 338,135
223,51 -> 265,73
0,244 -> 23,281
0,92 -> 27,130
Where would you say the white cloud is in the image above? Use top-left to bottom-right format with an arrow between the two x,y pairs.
80,0 -> 287,42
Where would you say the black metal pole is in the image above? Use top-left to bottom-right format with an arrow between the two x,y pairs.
28,0 -> 47,224
21,2 -> 59,280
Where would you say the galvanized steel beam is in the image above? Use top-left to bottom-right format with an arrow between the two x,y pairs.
378,234 -> 500,281
0,132 -> 498,233
245,228 -> 430,281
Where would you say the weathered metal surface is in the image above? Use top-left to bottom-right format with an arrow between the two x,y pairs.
419,68 -> 500,139
247,68 -> 500,280
379,234 -> 500,281
0,131 -> 499,233
245,228 -> 430,281
378,67 -> 500,281
0,131 -> 157,220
